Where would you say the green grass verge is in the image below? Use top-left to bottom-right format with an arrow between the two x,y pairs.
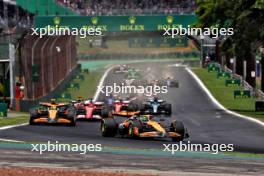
59,70 -> 104,101
0,116 -> 28,127
192,68 -> 264,121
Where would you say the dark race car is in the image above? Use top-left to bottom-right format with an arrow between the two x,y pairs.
29,99 -> 76,126
140,97 -> 172,115
101,114 -> 188,142
161,77 -> 179,88
125,68 -> 141,79
149,77 -> 179,88
113,65 -> 129,74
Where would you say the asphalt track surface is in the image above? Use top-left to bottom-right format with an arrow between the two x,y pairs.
0,62 -> 264,154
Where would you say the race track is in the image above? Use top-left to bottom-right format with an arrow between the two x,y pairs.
0,62 -> 264,153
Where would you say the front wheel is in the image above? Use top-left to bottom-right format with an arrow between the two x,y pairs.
101,118 -> 117,137
29,117 -> 36,125
171,121 -> 185,142
164,104 -> 172,115
29,110 -> 38,125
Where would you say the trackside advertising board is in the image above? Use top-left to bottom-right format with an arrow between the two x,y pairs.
34,15 -> 197,32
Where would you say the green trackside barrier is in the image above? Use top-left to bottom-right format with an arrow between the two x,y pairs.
217,71 -> 231,79
208,63 -> 220,73
0,103 -> 8,117
82,69 -> 89,74
75,74 -> 85,81
67,83 -> 80,90
234,90 -> 251,99
225,79 -> 241,86
255,100 -> 264,112
60,93 -> 72,100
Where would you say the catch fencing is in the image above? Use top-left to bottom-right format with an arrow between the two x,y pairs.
21,34 -> 77,100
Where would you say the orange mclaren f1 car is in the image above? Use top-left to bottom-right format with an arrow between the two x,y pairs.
101,114 -> 188,141
29,100 -> 76,126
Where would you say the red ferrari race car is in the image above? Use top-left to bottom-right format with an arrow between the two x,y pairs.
113,99 -> 131,113
73,99 -> 108,120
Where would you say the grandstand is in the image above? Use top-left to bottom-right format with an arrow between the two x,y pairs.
57,0 -> 196,15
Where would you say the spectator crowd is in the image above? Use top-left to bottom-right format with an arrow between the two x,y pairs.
56,0 -> 196,15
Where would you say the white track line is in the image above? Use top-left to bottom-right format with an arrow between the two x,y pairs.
0,123 -> 28,131
186,67 -> 264,127
93,66 -> 115,101
0,138 -> 25,143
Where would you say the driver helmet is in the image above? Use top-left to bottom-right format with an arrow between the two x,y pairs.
50,99 -> 56,104
77,97 -> 82,103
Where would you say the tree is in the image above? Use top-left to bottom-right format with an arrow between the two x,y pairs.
195,0 -> 264,88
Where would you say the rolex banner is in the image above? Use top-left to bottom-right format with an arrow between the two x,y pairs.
34,15 -> 197,32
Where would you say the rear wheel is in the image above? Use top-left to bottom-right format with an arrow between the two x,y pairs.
127,103 -> 137,111
67,108 -> 76,127
164,104 -> 172,115
171,121 -> 185,142
101,118 -> 117,137
68,119 -> 76,126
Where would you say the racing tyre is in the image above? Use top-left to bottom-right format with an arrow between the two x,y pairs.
67,108 -> 76,127
29,117 -> 36,125
101,107 -> 110,118
128,121 -> 142,138
101,118 -> 117,137
140,104 -> 150,114
69,118 -> 76,127
171,121 -> 185,142
127,103 -> 137,111
164,104 -> 172,115
29,110 -> 38,125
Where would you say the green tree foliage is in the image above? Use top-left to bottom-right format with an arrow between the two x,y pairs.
195,0 -> 264,87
